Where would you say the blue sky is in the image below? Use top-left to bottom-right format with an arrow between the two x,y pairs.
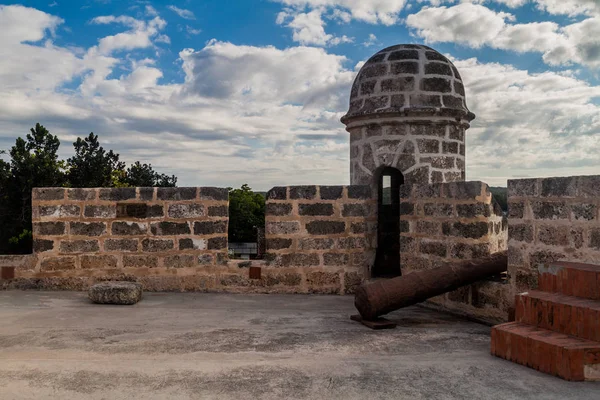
1,1 -> 599,189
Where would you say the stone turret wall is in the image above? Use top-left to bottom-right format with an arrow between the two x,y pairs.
264,185 -> 377,294
507,175 -> 600,295
400,181 -> 509,322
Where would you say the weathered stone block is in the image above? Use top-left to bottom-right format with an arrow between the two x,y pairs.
324,253 -> 349,266
305,221 -> 345,235
168,204 -> 205,218
157,187 -> 197,201
199,187 -> 228,201
81,255 -> 118,269
449,243 -> 490,259
150,222 -> 190,235
389,49 -> 418,60
420,241 -> 447,257
571,203 -> 596,221
391,61 -> 419,74
320,186 -> 343,200
442,141 -> 459,154
299,203 -> 334,216
178,238 -> 207,250
350,222 -> 366,234
34,222 -> 65,236
577,175 -> 600,198
416,221 -> 440,236
289,186 -> 317,200
33,188 -> 64,201
266,238 -> 293,250
99,188 -> 136,201
40,256 -> 76,271
59,240 -> 100,253
164,254 -> 196,268
105,239 -> 138,252
537,225 -> 569,246
198,254 -> 214,265
400,220 -> 409,233
123,255 -> 158,268
400,236 -> 415,252
456,203 -> 491,218
508,201 -> 525,219
431,171 -> 443,183
266,203 -> 293,216
531,201 -> 568,220
70,222 -> 106,236
84,205 -> 116,218
508,223 -> 534,243
208,205 -> 228,217
421,156 -> 455,169
448,125 -> 463,141
381,77 -> 415,92
142,238 -> 174,252
88,281 -> 142,305
417,139 -> 439,154
194,221 -> 227,235
66,188 -> 96,201
337,237 -> 367,249
344,271 -> 362,294
540,177 -> 577,198
208,237 -> 228,250
33,239 -> 54,253
347,185 -> 371,199
589,229 -> 600,250
298,238 -> 334,250
529,250 -> 566,269
443,221 -> 489,239
400,202 -> 414,216
342,203 -> 370,217
507,178 -> 538,197
266,221 -> 300,235
421,77 -> 451,93
423,203 -> 453,217
444,181 -> 483,200
112,221 -> 148,235
116,203 -> 149,219
139,187 -> 154,201
281,253 -> 320,267
39,205 -> 80,218
266,187 -> 287,200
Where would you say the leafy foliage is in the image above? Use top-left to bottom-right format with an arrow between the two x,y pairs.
228,184 -> 265,243
125,161 -> 177,187
67,133 -> 125,188
489,186 -> 507,212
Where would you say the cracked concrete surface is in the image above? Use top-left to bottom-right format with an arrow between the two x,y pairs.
0,291 -> 598,399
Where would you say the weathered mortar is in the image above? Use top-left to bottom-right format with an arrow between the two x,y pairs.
507,175 -> 600,296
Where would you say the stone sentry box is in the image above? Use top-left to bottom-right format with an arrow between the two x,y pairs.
31,187 -> 229,271
400,180 -> 509,322
265,185 -> 376,294
507,175 -> 600,295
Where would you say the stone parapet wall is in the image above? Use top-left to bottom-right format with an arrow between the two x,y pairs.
264,185 -> 377,294
30,187 -> 229,270
400,180 -> 509,322
507,175 -> 600,294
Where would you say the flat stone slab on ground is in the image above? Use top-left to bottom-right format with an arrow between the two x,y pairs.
88,281 -> 142,305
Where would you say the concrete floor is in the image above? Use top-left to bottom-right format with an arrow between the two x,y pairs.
0,292 -> 598,400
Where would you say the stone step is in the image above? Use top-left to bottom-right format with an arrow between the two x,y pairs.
538,261 -> 600,300
515,290 -> 600,342
491,322 -> 600,381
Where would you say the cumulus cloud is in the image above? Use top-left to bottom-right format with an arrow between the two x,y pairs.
167,5 -> 195,20
277,8 -> 353,46
363,33 -> 378,47
406,3 -> 600,68
534,0 -> 600,16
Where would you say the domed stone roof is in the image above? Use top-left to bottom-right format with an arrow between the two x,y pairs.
341,44 -> 474,123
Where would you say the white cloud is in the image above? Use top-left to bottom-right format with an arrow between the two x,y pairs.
167,5 -> 195,20
145,5 -> 158,17
277,9 -> 353,46
0,4 -> 63,45
406,3 -> 600,68
534,0 -> 600,16
274,0 -> 408,25
363,33 -> 378,47
90,15 -> 167,55
186,25 -> 202,35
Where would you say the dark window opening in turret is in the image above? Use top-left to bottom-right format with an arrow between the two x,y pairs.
373,167 -> 403,278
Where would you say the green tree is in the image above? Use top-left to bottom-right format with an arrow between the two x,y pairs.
67,133 -> 125,188
228,184 -> 265,243
489,187 -> 507,212
124,161 -> 177,187
1,124 -> 65,253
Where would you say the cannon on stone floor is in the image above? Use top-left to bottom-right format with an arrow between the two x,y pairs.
352,251 -> 508,329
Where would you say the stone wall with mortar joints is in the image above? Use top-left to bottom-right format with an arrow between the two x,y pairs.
400,181 -> 509,323
30,187 -> 229,271
264,185 -> 376,295
348,117 -> 466,185
507,175 -> 600,297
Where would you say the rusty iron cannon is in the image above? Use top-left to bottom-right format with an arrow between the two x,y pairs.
352,251 -> 508,329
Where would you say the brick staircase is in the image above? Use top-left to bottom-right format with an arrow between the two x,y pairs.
491,261 -> 600,381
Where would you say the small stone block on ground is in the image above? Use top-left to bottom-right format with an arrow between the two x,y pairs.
350,314 -> 397,330
88,281 -> 143,305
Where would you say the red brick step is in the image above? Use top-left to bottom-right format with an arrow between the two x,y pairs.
515,290 -> 600,342
491,322 -> 600,381
538,262 -> 600,300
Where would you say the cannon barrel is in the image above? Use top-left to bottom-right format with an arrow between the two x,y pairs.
355,251 -> 508,320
